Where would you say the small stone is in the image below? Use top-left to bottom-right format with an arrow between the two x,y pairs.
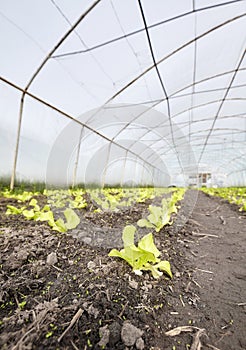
46,252 -> 58,265
175,271 -> 181,277
136,337 -> 145,349
87,261 -> 96,270
109,321 -> 121,346
121,321 -> 143,346
98,325 -> 110,348
129,279 -> 138,289
82,237 -> 92,244
82,303 -> 99,319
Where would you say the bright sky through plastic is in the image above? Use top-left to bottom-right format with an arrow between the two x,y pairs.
0,0 -> 246,187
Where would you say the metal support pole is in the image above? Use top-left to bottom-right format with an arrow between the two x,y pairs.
10,93 -> 25,190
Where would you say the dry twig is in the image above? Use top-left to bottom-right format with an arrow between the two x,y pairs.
118,301 -> 129,319
219,216 -> 226,225
205,344 -> 221,350
179,294 -> 185,307
165,326 -> 206,350
189,219 -> 203,227
58,308 -> 83,342
192,232 -> 219,238
191,328 -> 206,350
197,268 -> 214,274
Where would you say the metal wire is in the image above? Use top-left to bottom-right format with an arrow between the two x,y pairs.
52,0 -> 244,58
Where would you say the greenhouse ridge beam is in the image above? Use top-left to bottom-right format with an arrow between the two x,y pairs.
10,0 -> 101,190
137,0 -> 170,115
52,0 -> 243,59
0,75 -> 166,181
137,0 -> 179,164
189,0 -> 198,150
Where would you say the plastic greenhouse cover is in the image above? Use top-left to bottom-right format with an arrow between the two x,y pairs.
0,0 -> 245,187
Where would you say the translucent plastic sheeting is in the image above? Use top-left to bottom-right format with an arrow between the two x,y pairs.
0,83 -> 20,178
0,0 -> 245,187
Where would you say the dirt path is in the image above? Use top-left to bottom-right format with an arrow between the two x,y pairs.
0,189 -> 245,349
184,191 -> 246,349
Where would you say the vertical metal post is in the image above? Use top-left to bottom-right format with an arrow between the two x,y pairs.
102,142 -> 112,188
72,126 -> 84,188
10,93 -> 25,190
120,151 -> 128,187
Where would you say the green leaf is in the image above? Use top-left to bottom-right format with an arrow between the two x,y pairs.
108,249 -> 122,258
154,260 -> 172,278
108,225 -> 172,279
138,233 -> 160,258
161,211 -> 171,226
42,205 -> 51,212
148,205 -> 162,224
137,218 -> 154,228
23,209 -> 35,219
122,225 -> 136,246
50,218 -> 67,232
141,263 -> 163,279
6,205 -> 25,215
63,208 -> 80,230
36,210 -> 54,222
108,246 -> 142,269
29,198 -> 38,207
133,249 -> 157,269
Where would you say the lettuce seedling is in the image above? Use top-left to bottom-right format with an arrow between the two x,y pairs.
6,205 -> 26,215
137,204 -> 172,232
109,225 -> 172,279
137,189 -> 186,232
6,200 -> 80,233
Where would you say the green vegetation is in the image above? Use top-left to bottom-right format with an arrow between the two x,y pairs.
1,185 -> 185,281
109,225 -> 172,279
87,187 -> 174,212
137,188 -> 185,232
44,189 -> 87,209
201,187 -> 246,211
6,198 -> 80,232
1,186 -> 185,235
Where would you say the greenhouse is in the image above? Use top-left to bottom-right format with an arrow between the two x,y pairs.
0,1 -> 246,349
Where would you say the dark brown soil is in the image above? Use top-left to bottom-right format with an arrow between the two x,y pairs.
0,190 -> 245,350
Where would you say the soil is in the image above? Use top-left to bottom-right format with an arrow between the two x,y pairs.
0,190 -> 245,350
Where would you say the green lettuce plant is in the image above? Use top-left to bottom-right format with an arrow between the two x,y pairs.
137,199 -> 173,232
108,225 -> 172,279
137,189 -> 185,232
6,199 -> 80,233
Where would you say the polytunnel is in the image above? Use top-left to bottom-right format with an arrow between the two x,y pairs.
0,0 -> 246,188
1,3 -> 246,349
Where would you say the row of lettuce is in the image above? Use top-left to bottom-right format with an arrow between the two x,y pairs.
201,187 -> 246,212
1,187 -> 186,279
3,186 -> 244,279
1,187 -> 184,232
